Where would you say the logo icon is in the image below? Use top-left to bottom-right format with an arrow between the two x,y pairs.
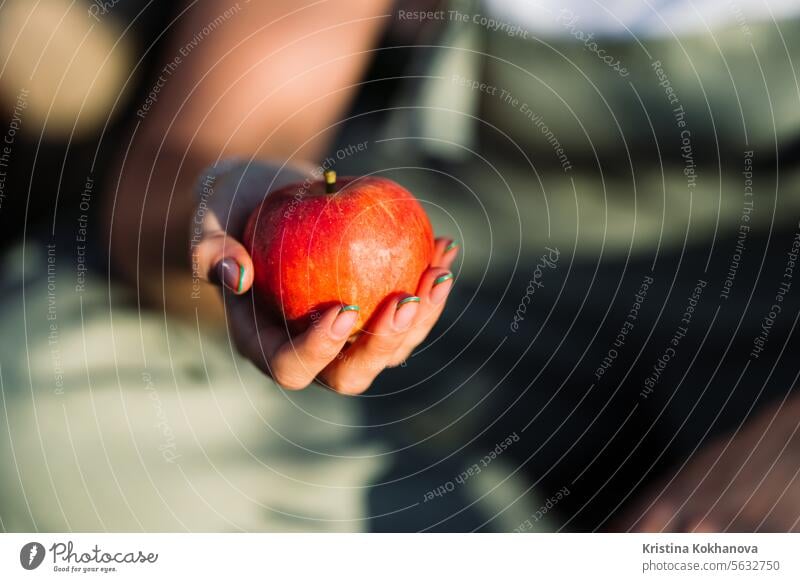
20,542 -> 45,570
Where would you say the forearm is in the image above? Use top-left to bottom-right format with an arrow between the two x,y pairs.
102,138 -> 215,317
103,0 -> 391,308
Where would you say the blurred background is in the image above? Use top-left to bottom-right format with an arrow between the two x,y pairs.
1,0 -> 800,532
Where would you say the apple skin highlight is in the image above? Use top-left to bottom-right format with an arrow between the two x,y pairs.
244,172 -> 434,335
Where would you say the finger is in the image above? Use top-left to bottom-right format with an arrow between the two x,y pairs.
432,237 -> 459,269
267,304 -> 360,390
193,232 -> 254,294
392,267 -> 454,364
320,295 -> 421,395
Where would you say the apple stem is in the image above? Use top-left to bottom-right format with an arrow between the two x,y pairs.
324,170 -> 337,194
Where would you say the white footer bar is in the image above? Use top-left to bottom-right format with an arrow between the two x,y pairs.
1,533 -> 797,581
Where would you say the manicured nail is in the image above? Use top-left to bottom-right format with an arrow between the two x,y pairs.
331,305 -> 359,339
397,296 -> 421,307
237,263 -> 246,293
433,273 -> 453,286
217,258 -> 244,293
394,296 -> 420,330
431,272 -> 454,304
445,240 -> 459,253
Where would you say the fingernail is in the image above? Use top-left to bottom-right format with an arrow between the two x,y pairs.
331,305 -> 359,339
217,258 -> 244,293
431,272 -> 454,304
394,296 -> 420,330
445,240 -> 459,254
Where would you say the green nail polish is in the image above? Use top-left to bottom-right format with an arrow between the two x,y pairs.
397,296 -> 421,308
445,240 -> 459,253
237,264 -> 246,293
339,304 -> 360,313
433,273 -> 454,286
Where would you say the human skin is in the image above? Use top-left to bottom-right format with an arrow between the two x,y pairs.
244,175 -> 435,333
103,0 -> 457,393
91,0 -> 800,524
106,0 -> 395,300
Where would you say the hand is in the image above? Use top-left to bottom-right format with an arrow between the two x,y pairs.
192,160 -> 457,395
618,395 -> 800,532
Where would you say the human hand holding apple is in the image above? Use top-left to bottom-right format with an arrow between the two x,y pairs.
192,160 -> 457,394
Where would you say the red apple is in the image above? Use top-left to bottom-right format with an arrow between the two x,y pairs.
243,171 -> 434,334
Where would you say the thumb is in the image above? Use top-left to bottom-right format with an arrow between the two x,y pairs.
193,231 -> 254,294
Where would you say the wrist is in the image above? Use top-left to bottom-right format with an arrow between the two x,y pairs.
194,158 -> 311,239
